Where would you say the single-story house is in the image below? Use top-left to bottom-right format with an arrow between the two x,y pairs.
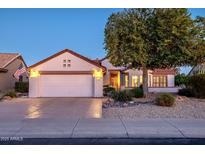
0,53 -> 28,92
28,49 -> 178,98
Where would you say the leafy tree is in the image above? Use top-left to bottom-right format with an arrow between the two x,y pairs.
104,9 -> 205,97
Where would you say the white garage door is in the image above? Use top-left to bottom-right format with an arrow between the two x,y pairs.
39,75 -> 93,97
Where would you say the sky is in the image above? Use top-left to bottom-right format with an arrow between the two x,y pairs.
0,8 -> 204,74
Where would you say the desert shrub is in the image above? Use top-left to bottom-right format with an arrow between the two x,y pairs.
110,90 -> 132,102
103,85 -> 116,96
156,93 -> 175,107
15,82 -> 29,93
130,87 -> 143,98
190,74 -> 205,98
5,91 -> 17,98
178,88 -> 194,97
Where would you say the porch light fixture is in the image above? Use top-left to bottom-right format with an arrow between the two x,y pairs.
30,70 -> 40,78
93,69 -> 103,80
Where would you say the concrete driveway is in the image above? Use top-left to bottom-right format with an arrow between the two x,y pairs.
0,98 -> 102,119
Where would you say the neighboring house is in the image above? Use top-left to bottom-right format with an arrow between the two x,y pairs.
188,63 -> 205,76
29,49 -> 178,98
0,53 -> 28,92
99,58 -> 178,93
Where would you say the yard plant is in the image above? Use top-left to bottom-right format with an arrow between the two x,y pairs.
156,93 -> 175,107
190,74 -> 205,98
5,91 -> 17,98
104,9 -> 205,97
178,88 -> 194,97
130,87 -> 143,98
110,90 -> 132,102
175,73 -> 191,88
15,82 -> 29,93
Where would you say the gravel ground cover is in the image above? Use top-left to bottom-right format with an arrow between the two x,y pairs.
103,96 -> 205,119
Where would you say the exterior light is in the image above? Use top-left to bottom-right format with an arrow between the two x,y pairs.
30,70 -> 40,78
93,69 -> 103,80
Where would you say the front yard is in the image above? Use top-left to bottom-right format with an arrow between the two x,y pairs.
103,96 -> 205,119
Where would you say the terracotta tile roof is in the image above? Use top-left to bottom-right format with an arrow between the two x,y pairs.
0,53 -> 20,68
152,68 -> 176,75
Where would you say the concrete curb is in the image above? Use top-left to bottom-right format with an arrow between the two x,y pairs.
0,118 -> 205,139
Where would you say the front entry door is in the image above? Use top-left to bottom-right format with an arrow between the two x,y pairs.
110,73 -> 119,90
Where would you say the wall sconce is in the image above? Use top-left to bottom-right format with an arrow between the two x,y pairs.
93,69 -> 103,80
30,70 -> 40,78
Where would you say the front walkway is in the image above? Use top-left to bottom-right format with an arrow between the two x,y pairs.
1,118 -> 205,139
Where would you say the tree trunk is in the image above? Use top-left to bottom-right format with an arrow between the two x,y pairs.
142,66 -> 148,98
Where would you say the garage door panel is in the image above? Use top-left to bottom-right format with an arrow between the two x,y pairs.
39,75 -> 93,97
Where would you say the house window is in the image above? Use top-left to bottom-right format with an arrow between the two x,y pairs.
63,59 -> 71,68
152,76 -> 167,87
125,74 -> 129,87
132,75 -> 138,87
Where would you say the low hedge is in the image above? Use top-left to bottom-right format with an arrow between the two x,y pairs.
15,82 -> 29,93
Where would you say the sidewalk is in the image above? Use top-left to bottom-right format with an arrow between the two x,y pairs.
0,118 -> 205,139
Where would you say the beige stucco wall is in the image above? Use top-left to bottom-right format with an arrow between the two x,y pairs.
33,52 -> 99,71
0,58 -> 28,92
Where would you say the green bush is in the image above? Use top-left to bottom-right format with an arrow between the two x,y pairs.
175,73 -> 191,87
190,74 -> 205,98
15,82 -> 29,93
178,88 -> 194,97
5,91 -> 17,98
156,93 -> 175,107
130,87 -> 143,98
110,90 -> 132,102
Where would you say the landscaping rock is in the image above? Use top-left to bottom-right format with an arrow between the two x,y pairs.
103,96 -> 205,119
2,96 -> 12,100
102,103 -> 109,108
122,103 -> 128,107
176,96 -> 189,102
